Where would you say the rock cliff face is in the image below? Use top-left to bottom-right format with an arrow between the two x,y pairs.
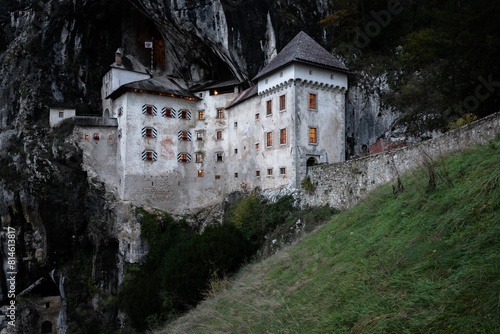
0,0 -> 399,332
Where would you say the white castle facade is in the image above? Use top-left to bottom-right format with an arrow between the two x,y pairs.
70,32 -> 349,215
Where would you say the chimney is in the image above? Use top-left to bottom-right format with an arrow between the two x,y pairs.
115,48 -> 123,65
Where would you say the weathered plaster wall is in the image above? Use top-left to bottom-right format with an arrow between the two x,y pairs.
303,112 -> 500,210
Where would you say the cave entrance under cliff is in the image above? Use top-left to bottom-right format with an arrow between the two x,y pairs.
124,6 -> 165,72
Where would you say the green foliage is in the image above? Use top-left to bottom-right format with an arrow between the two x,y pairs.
119,209 -> 253,331
301,175 -> 316,193
228,194 -> 298,248
160,140 -> 500,333
447,113 -> 478,130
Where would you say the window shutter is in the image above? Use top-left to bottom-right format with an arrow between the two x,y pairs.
162,107 -> 176,118
142,105 -> 158,116
142,150 -> 158,161
177,152 -> 192,162
177,131 -> 192,141
142,127 -> 158,138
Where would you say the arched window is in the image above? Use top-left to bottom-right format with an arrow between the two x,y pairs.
41,320 -> 52,334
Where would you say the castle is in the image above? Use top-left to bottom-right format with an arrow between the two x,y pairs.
60,31 -> 349,215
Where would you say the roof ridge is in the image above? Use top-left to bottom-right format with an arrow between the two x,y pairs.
253,31 -> 348,81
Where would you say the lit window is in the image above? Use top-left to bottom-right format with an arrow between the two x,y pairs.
255,142 -> 260,150
216,109 -> 224,119
267,168 -> 273,176
215,175 -> 221,180
216,130 -> 222,140
280,167 -> 286,175
84,134 -> 89,140
198,170 -> 204,177
179,153 -> 188,162
266,132 -> 273,147
196,131 -> 203,140
256,170 -> 261,177
266,100 -> 272,116
255,113 -> 260,120
279,94 -> 286,111
280,128 -> 287,145
198,110 -> 205,120
309,127 -> 317,144
195,152 -> 203,163
216,152 -> 223,162
93,133 -> 100,140
59,111 -> 64,118
309,94 -> 317,109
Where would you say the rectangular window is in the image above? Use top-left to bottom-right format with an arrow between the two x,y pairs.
195,153 -> 203,163
266,100 -> 272,116
234,121 -> 238,128
216,152 -> 223,162
179,153 -> 188,162
146,105 -> 153,115
217,109 -> 224,119
59,111 -> 64,118
255,113 -> 260,121
180,110 -> 188,119
196,131 -> 203,140
93,133 -> 100,140
198,170 -> 204,177
309,127 -> 318,144
215,174 -> 221,180
164,108 -> 173,118
280,128 -> 287,145
234,173 -> 238,178
198,110 -> 205,120
279,94 -> 286,111
255,142 -> 260,150
280,167 -> 286,175
216,130 -> 223,140
85,134 -> 89,140
181,131 -> 188,140
256,170 -> 261,177
266,132 -> 273,147
267,168 -> 273,176
309,93 -> 317,109
234,148 -> 238,154
145,128 -> 153,137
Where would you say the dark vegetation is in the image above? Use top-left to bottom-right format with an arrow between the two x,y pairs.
118,196 -> 338,331
321,0 -> 500,134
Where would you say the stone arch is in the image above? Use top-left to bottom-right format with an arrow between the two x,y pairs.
41,320 -> 52,334
306,157 -> 317,167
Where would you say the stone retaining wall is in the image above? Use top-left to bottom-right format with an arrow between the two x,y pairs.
302,112 -> 500,210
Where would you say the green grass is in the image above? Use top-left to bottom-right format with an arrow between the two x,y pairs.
156,140 -> 500,334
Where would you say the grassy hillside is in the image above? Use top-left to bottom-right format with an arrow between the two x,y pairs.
157,140 -> 500,334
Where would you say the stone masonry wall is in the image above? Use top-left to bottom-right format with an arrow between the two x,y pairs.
302,112 -> 500,210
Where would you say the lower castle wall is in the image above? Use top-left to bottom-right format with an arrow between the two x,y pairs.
302,112 -> 500,210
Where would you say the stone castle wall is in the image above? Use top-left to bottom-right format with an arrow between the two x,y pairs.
302,112 -> 500,210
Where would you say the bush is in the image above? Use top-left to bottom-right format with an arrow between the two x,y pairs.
119,209 -> 253,331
